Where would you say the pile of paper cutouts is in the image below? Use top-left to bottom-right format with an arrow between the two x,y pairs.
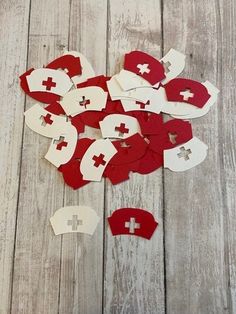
19,50 -> 219,189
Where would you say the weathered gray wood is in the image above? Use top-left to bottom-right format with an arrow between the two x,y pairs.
163,1 -> 229,313
218,1 -> 236,313
58,1 -> 107,313
1,1 -> 235,313
0,1 -> 30,313
11,1 -> 70,313
103,1 -> 165,313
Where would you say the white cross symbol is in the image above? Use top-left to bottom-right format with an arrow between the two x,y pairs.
125,217 -> 140,233
180,89 -> 194,101
67,215 -> 83,231
137,63 -> 150,75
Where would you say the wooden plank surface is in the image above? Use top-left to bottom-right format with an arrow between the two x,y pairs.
58,1 -> 107,313
103,1 -> 165,313
11,1 -> 70,313
163,1 -> 229,313
0,1 -> 30,313
218,0 -> 236,312
0,0 -> 235,313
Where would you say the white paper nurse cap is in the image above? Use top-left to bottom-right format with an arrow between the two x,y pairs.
50,206 -> 100,236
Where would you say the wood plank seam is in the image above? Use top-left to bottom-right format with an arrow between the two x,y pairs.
9,1 -> 32,313
56,0 -> 71,311
160,1 -> 168,313
215,2 -> 232,310
102,1 -> 110,312
215,3 -> 233,312
103,1 -> 165,312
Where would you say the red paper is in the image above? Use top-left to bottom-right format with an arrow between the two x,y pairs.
108,208 -> 158,239
103,160 -> 140,184
128,112 -> 163,135
164,78 -> 210,108
104,100 -> 125,114
58,138 -> 94,189
70,115 -> 85,133
46,55 -> 82,78
110,133 -> 148,165
149,119 -> 193,153
45,102 -> 66,115
20,68 -> 61,103
135,149 -> 163,174
77,75 -> 110,92
124,51 -> 165,85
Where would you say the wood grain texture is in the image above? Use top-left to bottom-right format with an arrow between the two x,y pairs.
0,1 -> 30,313
0,0 -> 235,313
163,1 -> 229,313
11,1 -> 70,313
103,1 -> 165,313
58,1 -> 107,313
218,1 -> 236,312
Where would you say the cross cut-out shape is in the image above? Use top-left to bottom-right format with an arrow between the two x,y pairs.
40,113 -> 53,126
120,141 -> 131,148
144,137 -> 150,144
168,132 -> 177,144
67,215 -> 83,231
180,89 -> 194,101
177,146 -> 192,160
162,60 -> 171,73
79,96 -> 90,109
92,154 -> 106,167
125,217 -> 140,233
136,100 -> 150,109
42,77 -> 56,91
53,136 -> 68,150
115,123 -> 129,136
137,63 -> 150,75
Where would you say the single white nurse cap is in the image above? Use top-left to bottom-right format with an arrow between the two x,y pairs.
50,206 -> 100,236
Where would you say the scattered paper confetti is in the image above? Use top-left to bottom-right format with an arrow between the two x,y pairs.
19,49 -> 219,189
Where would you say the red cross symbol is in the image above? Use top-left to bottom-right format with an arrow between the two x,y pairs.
92,154 -> 106,167
40,113 -> 53,126
42,77 -> 56,91
136,100 -> 150,109
53,136 -> 68,150
115,123 -> 129,136
79,96 -> 90,108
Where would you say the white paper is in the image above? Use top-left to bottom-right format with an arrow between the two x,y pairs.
161,81 -> 218,117
24,103 -> 69,138
26,68 -> 72,96
50,205 -> 100,235
45,124 -> 78,167
99,114 -> 141,139
170,81 -> 219,119
115,69 -> 151,91
161,49 -> 186,85
107,75 -> 153,103
60,86 -> 108,116
80,139 -> 117,181
121,86 -> 166,114
164,137 -> 208,171
63,50 -> 95,85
